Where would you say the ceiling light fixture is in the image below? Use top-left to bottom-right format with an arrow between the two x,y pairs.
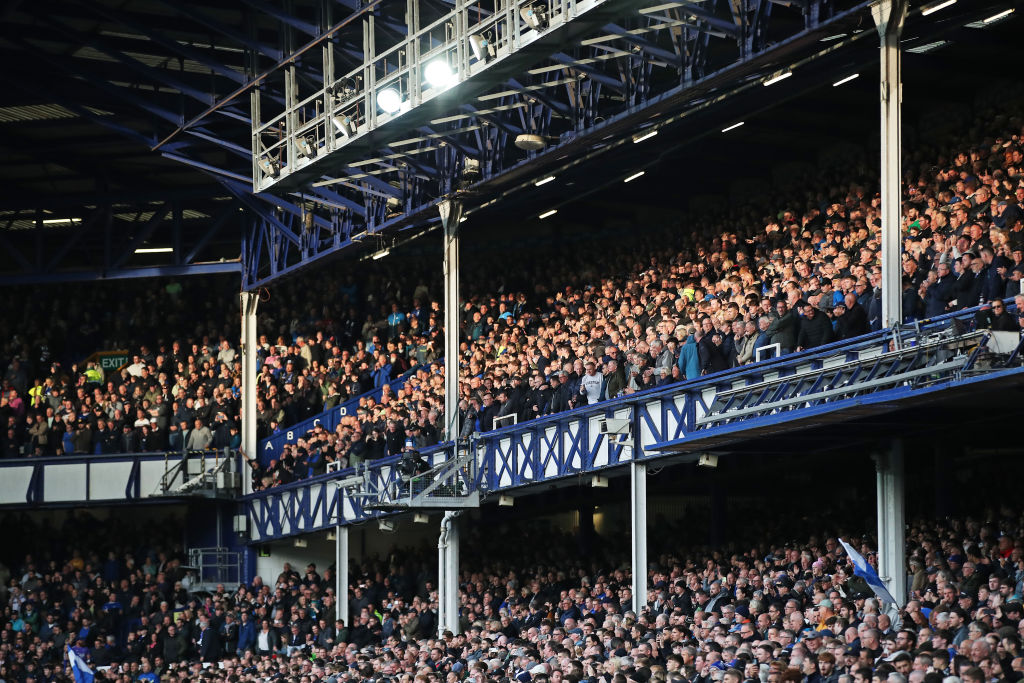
832,73 -> 859,87
539,209 -> 557,219
920,0 -> 956,16
763,70 -> 793,86
535,176 -> 556,186
624,171 -> 645,183
721,121 -> 744,132
632,130 -> 658,143
984,8 -> 1014,23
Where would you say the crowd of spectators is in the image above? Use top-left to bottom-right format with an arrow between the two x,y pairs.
256,103 -> 1024,487
4,101 -> 1024,473
2,504 -> 1024,683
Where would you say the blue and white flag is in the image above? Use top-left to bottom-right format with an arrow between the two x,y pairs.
67,646 -> 95,683
839,537 -> 899,607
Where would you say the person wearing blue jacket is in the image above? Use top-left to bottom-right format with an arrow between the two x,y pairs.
676,330 -> 701,380
236,610 -> 257,655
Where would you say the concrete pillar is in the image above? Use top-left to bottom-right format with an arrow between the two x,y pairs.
240,291 -> 260,494
872,0 -> 908,329
876,439 -> 907,607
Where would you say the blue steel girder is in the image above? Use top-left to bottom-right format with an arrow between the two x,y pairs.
9,38 -> 184,128
238,0 -> 321,37
151,0 -> 284,62
48,16 -> 220,108
110,203 -> 170,270
79,3 -> 248,85
552,52 -> 626,91
603,23 -> 683,64
507,78 -> 574,118
674,1 -> 742,37
458,105 -> 524,137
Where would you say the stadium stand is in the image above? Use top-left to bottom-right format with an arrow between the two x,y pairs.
250,101 -> 1024,489
5,100 -> 1024,486
1,507 -> 1022,683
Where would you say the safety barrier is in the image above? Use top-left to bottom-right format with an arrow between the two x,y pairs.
242,304 -> 1024,541
0,449 -> 242,508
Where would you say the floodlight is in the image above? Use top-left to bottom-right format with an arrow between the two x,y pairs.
520,5 -> 548,29
296,137 -> 316,158
424,60 -> 454,88
332,115 -> 357,137
469,34 -> 495,62
259,158 -> 279,178
377,88 -> 403,114
463,158 -> 481,178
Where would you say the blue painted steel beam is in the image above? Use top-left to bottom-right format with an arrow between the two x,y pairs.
6,39 -> 183,127
676,3 -> 741,37
183,202 -> 238,263
161,152 -> 252,183
150,0 -> 284,62
109,203 -> 170,270
603,23 -> 684,63
0,262 -> 241,286
239,0 -> 320,36
48,17 -> 219,106
81,3 -> 248,85
552,52 -> 626,91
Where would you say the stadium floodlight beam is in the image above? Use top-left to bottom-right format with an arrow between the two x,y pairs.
520,5 -> 548,29
535,176 -> 556,186
920,0 -> 955,15
632,129 -> 658,143
763,70 -> 793,86
624,171 -> 645,183
721,121 -> 744,132
424,60 -> 455,88
469,34 -> 496,62
377,88 -> 403,114
984,8 -> 1014,23
833,73 -> 859,87
332,115 -> 357,137
539,209 -> 557,219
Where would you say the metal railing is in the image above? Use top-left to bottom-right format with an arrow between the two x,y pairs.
186,547 -> 244,591
252,0 -> 611,189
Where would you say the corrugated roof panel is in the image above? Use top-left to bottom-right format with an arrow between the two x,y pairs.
0,103 -> 113,123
